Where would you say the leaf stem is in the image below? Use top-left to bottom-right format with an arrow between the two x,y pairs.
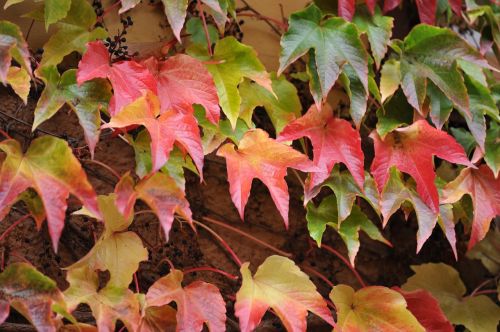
203,216 -> 293,257
301,265 -> 334,288
468,277 -> 497,297
237,11 -> 288,30
291,169 -> 305,189
319,243 -> 367,288
0,214 -> 31,243
197,0 -> 213,57
80,159 -> 121,180
470,289 -> 498,296
99,0 -> 122,22
189,219 -> 243,267
0,129 -> 12,139
183,266 -> 239,280
133,272 -> 140,293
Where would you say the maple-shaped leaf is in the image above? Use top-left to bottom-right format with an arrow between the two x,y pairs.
64,266 -> 141,332
403,263 -> 500,332
441,165 -> 500,249
5,66 -> 30,103
306,195 -> 390,265
77,41 -> 157,116
353,6 -> 394,69
379,59 -> 401,103
278,104 -> 365,202
370,119 -> 473,213
379,168 -> 456,255
102,92 -> 203,175
0,263 -> 67,332
279,4 -> 368,109
0,20 -> 31,84
239,73 -> 301,134
146,269 -> 226,331
0,136 -> 100,251
467,228 -> 500,275
71,195 -> 148,288
189,37 -> 273,128
142,55 -> 220,123
217,129 -> 317,227
394,24 -> 491,116
34,0 -> 107,68
114,172 -> 193,241
34,66 -> 111,158
235,255 -> 334,332
331,284 -> 424,332
393,288 -> 454,332
336,0 -> 377,21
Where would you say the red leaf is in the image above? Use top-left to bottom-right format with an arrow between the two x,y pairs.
217,129 -> 317,227
338,0 -> 355,21
278,104 -> 364,202
142,55 -> 220,123
146,269 -> 226,332
449,0 -> 462,16
383,0 -> 401,13
442,165 -> 500,249
115,172 -> 193,240
370,120 -> 473,213
77,41 -> 157,115
365,0 -> 377,14
393,288 -> 454,332
415,0 -> 437,24
102,91 -> 204,176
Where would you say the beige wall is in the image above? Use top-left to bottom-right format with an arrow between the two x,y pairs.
1,0 -> 309,70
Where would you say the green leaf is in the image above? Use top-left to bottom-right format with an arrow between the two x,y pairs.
239,73 -> 301,134
380,59 -> 401,102
190,37 -> 272,128
186,17 -> 219,46
339,64 -> 368,127
306,195 -> 389,265
44,0 -> 72,29
34,67 -> 111,157
39,0 -> 108,68
0,20 -> 31,83
376,90 -> 413,137
484,122 -> 499,177
279,4 -> 368,108
353,7 -> 394,68
399,24 -> 490,116
331,285 -> 424,332
0,263 -> 67,330
427,81 -> 453,129
403,263 -> 500,332
450,127 -> 476,156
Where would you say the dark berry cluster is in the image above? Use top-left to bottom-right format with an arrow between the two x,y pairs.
225,19 -> 245,41
92,0 -> 104,17
104,16 -> 134,61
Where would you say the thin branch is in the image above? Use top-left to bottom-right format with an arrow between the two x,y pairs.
238,0 -> 284,36
301,265 -> 334,288
197,0 -> 213,56
319,242 -> 367,288
0,214 -> 32,243
203,216 -> 293,257
183,266 -> 239,280
80,159 -> 121,180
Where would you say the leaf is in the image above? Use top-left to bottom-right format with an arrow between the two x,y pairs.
353,7 -> 394,68
450,127 -> 476,156
119,0 -> 141,13
34,66 -> 111,158
161,0 -> 188,42
70,195 -> 148,288
239,73 -> 301,134
114,172 -> 193,241
0,136 -> 100,251
77,41 -> 157,116
64,266 -> 141,332
379,59 -> 401,102
403,263 -> 500,332
484,121 -> 500,178
102,92 -> 203,176
339,63 -> 369,127
0,20 -> 31,83
441,164 -> 500,249
146,269 -> 226,331
139,304 -> 177,332
39,0 -> 108,68
427,82 -> 453,130
6,66 -> 30,103
467,228 -> 500,275
235,255 -> 334,331
376,89 -> 413,138
370,119 -> 473,213
330,285 -> 424,332
186,17 -> 219,47
279,4 -> 368,109
306,195 -> 390,265
190,37 -> 272,128
142,54 -> 220,124
278,104 -> 364,202
0,263 -> 66,332
398,24 -> 490,116
217,129 -> 317,227
378,167 -> 455,254
44,0 -> 71,28
393,288 -> 454,332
